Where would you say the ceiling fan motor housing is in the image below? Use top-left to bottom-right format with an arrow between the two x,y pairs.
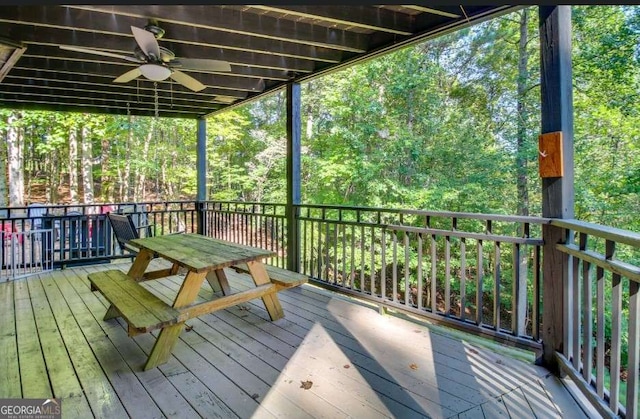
144,23 -> 165,39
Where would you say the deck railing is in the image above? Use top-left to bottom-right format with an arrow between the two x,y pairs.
201,201 -> 546,349
0,201 -> 197,268
297,204 -> 547,349
201,201 -> 287,268
552,219 -> 640,418
2,199 -> 638,415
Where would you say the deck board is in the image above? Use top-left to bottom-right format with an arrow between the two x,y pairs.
0,278 -> 20,398
0,261 -> 587,418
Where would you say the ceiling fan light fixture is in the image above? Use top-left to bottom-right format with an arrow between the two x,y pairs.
139,63 -> 171,81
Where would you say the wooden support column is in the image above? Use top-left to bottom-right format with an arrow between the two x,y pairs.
196,117 -> 207,235
286,82 -> 301,272
539,5 -> 574,373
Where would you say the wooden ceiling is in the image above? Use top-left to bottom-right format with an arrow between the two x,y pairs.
0,5 -> 515,118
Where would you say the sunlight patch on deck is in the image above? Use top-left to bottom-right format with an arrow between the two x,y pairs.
260,322 -> 391,418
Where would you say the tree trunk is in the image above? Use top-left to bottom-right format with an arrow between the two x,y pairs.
100,137 -> 112,202
515,9 -> 530,337
135,118 -> 154,201
0,117 -> 7,210
7,112 -> 25,207
68,126 -> 79,204
123,113 -> 133,201
516,9 -> 530,217
81,124 -> 94,204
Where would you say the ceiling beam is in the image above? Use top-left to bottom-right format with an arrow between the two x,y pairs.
22,49 -> 289,82
0,6 -> 344,64
0,93 -> 213,116
0,83 -> 222,111
2,23 -> 317,73
0,99 -> 207,118
4,73 -> 248,99
12,57 -> 269,92
67,5 -> 368,53
247,6 -> 414,35
0,82 -> 237,106
401,6 -> 461,19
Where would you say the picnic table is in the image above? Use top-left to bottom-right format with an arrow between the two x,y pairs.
88,233 -> 307,370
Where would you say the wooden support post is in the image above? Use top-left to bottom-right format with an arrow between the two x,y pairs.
286,82 -> 301,272
539,5 -> 575,374
196,116 -> 207,235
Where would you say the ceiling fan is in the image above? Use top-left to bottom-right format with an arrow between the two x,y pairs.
59,21 -> 232,92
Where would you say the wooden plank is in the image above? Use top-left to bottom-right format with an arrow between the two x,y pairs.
127,248 -> 155,280
0,282 -> 21,398
234,263 -> 308,288
25,277 -> 92,415
144,270 -> 207,369
206,268 -> 230,295
170,277 -> 465,417
457,405 -> 484,419
63,267 -> 202,419
480,395 -> 509,417
178,284 -> 276,321
89,270 -> 180,334
247,261 -> 284,320
39,270 -> 130,418
13,279 -> 52,398
502,387 -> 535,418
130,234 -> 275,273
538,131 -> 564,177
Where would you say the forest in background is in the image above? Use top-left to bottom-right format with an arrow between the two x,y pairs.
0,6 -> 638,233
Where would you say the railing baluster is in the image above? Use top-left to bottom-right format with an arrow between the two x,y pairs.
580,233 -> 593,384
494,242 -> 501,331
404,230 -> 410,306
370,226 -> 376,297
460,237 -> 466,321
341,224 -> 347,287
325,221 -> 331,283
417,232 -> 423,311
431,233 -> 437,313
445,235 -> 451,315
627,279 -> 639,418
360,225 -> 365,293
476,239 -> 483,326
381,228 -> 386,301
317,220 -> 323,281
610,270 -> 622,412
596,265 -> 605,399
533,245 -> 540,340
392,230 -> 398,303
350,224 -> 355,289
607,238 -> 621,411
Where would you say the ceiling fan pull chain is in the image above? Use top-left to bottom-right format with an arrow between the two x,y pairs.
154,81 -> 159,119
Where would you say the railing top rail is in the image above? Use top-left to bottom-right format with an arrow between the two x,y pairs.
204,200 -> 286,207
385,223 -> 544,244
551,219 -> 640,248
296,203 -> 550,224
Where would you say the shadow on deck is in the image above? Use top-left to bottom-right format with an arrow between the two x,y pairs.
0,261 -> 588,418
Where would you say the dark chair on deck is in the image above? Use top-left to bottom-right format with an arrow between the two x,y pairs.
107,212 -> 154,256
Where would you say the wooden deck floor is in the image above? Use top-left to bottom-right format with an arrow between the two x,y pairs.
0,260 -> 588,418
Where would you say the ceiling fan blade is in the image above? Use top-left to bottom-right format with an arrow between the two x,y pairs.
174,58 -> 231,72
113,68 -> 142,83
131,25 -> 161,60
59,45 -> 142,63
169,70 -> 206,92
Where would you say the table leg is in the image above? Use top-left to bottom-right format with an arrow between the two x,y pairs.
206,269 -> 231,295
127,248 -> 154,281
247,261 -> 284,320
143,270 -> 207,370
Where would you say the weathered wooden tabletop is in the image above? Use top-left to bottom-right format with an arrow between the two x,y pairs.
129,233 -> 276,273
